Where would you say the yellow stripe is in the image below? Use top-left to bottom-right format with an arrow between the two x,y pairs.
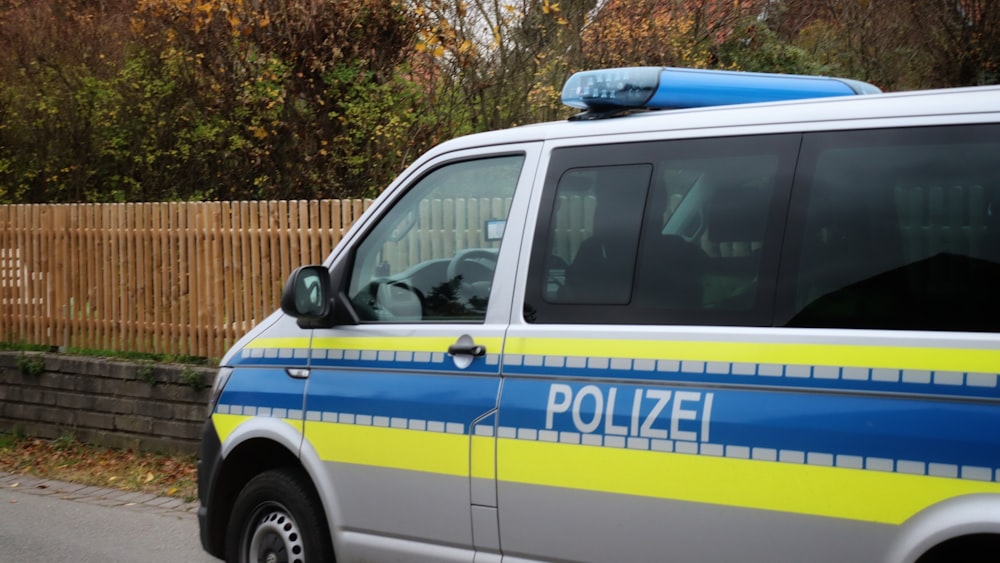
312,336 -> 503,353
306,421 -> 470,477
507,337 -> 1000,374
498,438 -> 1000,525
471,435 -> 496,480
244,337 -> 310,349
247,336 -> 504,354
213,413 -> 252,442
213,413 -> 302,443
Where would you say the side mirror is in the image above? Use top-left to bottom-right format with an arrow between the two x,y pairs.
281,265 -> 336,328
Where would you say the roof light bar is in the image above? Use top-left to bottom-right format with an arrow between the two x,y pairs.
562,67 -> 881,117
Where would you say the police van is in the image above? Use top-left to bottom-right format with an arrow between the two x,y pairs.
198,67 -> 1000,563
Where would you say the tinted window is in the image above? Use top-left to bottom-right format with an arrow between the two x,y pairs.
779,124 -> 1000,331
525,135 -> 799,325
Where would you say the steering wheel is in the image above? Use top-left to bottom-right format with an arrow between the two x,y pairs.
446,248 -> 499,284
353,279 -> 425,321
446,248 -> 499,308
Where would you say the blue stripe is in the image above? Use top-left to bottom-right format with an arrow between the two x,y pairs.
304,370 -> 500,427
499,378 -> 1000,475
501,359 -> 1000,400
309,354 -> 498,375
219,367 -> 307,412
229,346 -> 499,375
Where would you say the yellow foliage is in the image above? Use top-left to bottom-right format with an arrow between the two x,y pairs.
249,126 -> 268,139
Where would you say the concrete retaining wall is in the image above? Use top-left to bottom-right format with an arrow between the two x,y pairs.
0,352 -> 214,455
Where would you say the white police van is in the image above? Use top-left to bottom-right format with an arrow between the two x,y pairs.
198,67 -> 1000,563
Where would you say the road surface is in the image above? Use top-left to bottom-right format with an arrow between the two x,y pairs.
0,472 -> 217,563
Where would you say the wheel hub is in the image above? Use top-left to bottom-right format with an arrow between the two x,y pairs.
247,508 -> 305,563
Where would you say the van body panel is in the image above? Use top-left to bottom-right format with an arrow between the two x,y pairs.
496,482 -> 894,563
494,326 -> 1000,561
200,80 -> 1000,562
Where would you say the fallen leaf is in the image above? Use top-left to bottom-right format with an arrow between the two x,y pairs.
144,472 -> 155,483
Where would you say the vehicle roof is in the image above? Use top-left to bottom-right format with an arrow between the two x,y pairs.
429,84 -> 1000,155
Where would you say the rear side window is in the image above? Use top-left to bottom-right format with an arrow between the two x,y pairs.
778,124 -> 1000,331
524,135 -> 799,325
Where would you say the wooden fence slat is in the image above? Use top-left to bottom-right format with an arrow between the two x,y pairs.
196,203 -> 211,358
220,201 -> 234,351
236,201 -> 250,335
0,206 -> 8,342
248,202 -> 262,330
14,205 -> 23,341
208,201 -> 224,357
152,203 -> 164,353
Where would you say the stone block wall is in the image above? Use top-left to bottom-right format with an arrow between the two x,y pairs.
0,352 -> 214,455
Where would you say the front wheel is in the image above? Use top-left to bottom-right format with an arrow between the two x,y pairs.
226,469 -> 334,563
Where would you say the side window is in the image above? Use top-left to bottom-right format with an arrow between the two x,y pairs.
526,135 -> 798,325
547,165 -> 651,304
781,124 -> 1000,331
348,155 -> 524,322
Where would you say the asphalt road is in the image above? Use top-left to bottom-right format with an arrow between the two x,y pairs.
0,472 -> 217,563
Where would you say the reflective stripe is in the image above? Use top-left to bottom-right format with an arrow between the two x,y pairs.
493,421 -> 997,483
212,413 -> 301,444
213,413 -> 249,443
232,336 -> 504,371
496,438 -> 1000,525
311,336 -> 503,353
218,408 -> 495,480
243,337 -> 311,350
504,337 -> 1000,399
244,336 -> 504,353
306,422 -> 469,477
506,337 -> 1000,375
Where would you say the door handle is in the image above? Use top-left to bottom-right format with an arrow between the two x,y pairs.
448,334 -> 486,357
448,342 -> 486,357
285,368 -> 310,379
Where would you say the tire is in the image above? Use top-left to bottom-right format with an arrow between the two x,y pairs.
225,469 -> 334,563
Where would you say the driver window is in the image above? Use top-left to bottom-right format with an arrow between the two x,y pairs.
348,155 -> 524,322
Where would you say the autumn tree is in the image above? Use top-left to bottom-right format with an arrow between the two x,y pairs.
413,0 -> 600,129
132,0 -> 429,199
0,0 -> 134,202
581,0 -> 772,69
2,0 -> 997,204
907,0 -> 1000,87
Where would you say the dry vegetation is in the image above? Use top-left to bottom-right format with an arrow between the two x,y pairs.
0,433 -> 198,502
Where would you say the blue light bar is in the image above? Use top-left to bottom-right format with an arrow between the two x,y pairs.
562,67 -> 881,115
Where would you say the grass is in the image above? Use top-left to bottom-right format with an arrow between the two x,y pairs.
0,432 -> 198,502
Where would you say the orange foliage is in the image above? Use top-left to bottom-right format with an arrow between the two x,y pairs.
582,0 -> 769,68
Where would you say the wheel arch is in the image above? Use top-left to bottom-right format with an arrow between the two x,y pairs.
204,417 -> 338,559
887,493 -> 1000,563
204,437 -> 301,557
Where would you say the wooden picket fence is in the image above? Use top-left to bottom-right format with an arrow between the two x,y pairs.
0,200 -> 371,360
